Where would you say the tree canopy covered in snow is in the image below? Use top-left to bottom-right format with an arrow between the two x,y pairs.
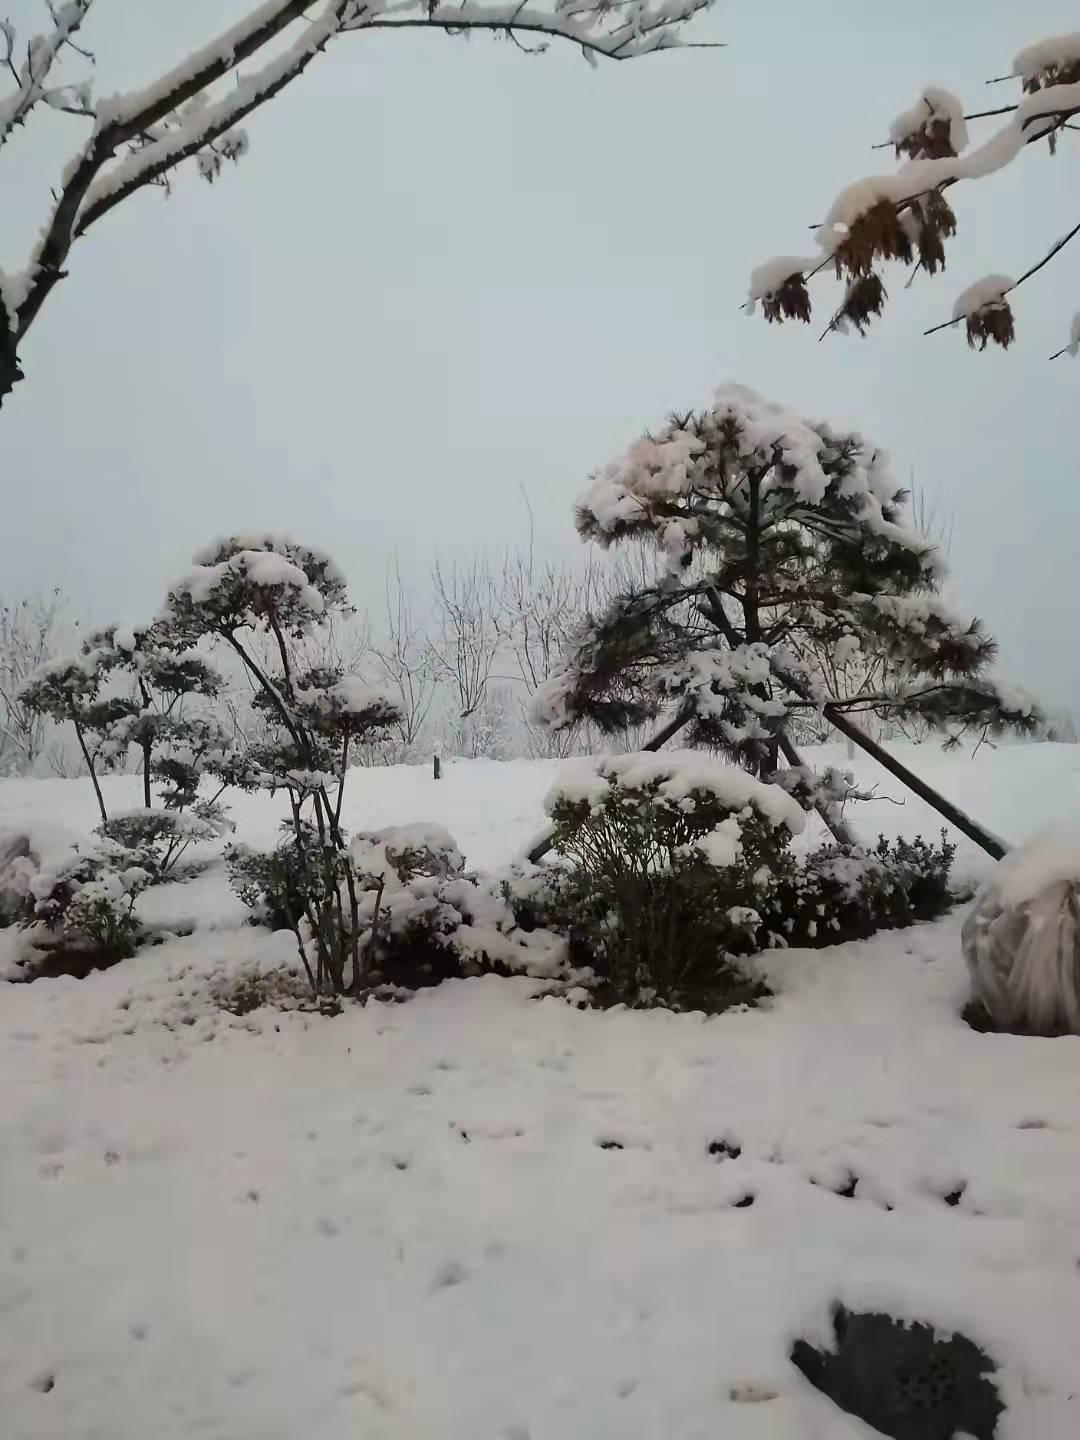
748,28 -> 1080,359
0,0 -> 717,408
535,385 -> 1039,854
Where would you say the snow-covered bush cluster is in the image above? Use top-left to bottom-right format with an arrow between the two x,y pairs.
538,749 -> 957,1008
749,28 -> 1080,356
230,817 -> 566,996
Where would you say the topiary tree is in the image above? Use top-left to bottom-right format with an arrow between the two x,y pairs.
747,29 -> 1080,358
20,619 -> 234,872
533,385 -> 1040,860
161,533 -> 404,995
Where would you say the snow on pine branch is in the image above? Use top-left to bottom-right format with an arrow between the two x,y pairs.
750,28 -> 1080,352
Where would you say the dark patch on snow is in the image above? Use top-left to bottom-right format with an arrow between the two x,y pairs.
791,1305 -> 1003,1440
732,1193 -> 756,1209
943,1185 -> 966,1208
30,1373 -> 55,1394
708,1139 -> 742,1161
597,1139 -> 624,1151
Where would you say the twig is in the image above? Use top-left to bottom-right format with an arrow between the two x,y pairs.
925,216 -> 1080,337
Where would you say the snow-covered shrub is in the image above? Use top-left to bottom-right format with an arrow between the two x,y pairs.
229,818 -> 567,994
756,832 -> 957,948
23,835 -> 151,967
545,751 -> 805,1006
0,830 -> 34,926
962,837 -> 1080,1036
537,753 -> 957,1007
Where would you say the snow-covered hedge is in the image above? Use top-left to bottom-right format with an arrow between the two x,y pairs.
531,753 -> 958,1010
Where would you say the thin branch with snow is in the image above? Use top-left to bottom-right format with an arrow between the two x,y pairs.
749,28 -> 1080,356
1,0 -> 716,409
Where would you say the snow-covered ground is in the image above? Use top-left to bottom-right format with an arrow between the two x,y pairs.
2,743 -> 1080,1438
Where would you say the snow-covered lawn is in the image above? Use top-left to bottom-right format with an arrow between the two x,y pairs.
2,745 -> 1080,1438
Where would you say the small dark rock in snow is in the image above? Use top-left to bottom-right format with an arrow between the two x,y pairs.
708,1139 -> 742,1161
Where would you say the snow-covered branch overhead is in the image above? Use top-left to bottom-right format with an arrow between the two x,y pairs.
0,0 -> 716,407
748,29 -> 1080,356
0,1 -> 94,151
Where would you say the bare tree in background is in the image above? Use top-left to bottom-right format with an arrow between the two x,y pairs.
371,559 -> 438,762
430,557 -> 503,758
495,530 -> 606,757
0,0 -> 717,410
0,588 -> 69,773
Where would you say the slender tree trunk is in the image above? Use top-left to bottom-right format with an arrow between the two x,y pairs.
777,732 -> 856,847
821,704 -> 1007,859
74,719 -> 107,825
142,741 -> 152,809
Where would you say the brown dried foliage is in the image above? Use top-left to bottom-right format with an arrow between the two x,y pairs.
894,116 -> 957,161
762,273 -> 812,325
1022,59 -> 1080,94
840,273 -> 887,335
833,200 -> 913,280
964,300 -> 1015,351
915,190 -> 957,275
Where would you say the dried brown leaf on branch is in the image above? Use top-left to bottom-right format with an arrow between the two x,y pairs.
839,273 -> 887,335
915,190 -> 957,275
762,273 -> 812,324
833,201 -> 913,280
895,116 -> 956,161
965,300 -> 1016,351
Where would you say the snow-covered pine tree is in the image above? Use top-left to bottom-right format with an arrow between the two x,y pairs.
748,30 -> 1080,357
534,385 -> 1040,857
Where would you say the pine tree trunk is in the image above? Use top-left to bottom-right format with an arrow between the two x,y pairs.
777,733 -> 856,847
822,704 -> 1007,860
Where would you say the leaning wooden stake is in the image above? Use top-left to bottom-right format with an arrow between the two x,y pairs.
820,703 -> 1007,860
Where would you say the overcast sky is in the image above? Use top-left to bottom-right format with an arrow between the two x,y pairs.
1,0 -> 1077,717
